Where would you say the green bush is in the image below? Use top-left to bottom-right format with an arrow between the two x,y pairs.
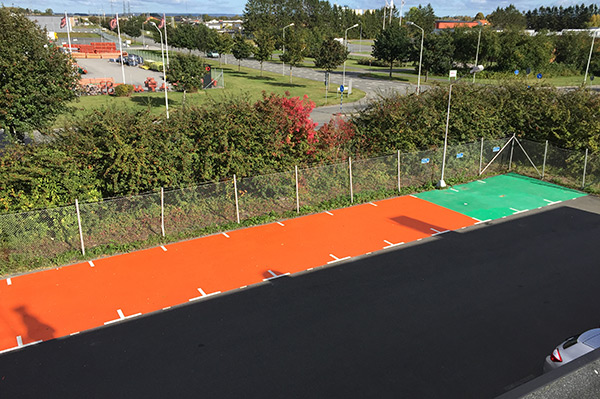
113,84 -> 134,97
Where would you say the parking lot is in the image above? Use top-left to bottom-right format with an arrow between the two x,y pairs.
76,57 -> 164,88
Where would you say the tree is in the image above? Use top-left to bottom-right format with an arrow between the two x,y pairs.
0,7 -> 79,143
279,28 -> 305,83
420,30 -> 455,78
372,25 -> 411,77
314,37 -> 348,93
121,16 -> 143,38
232,35 -> 253,71
404,4 -> 436,32
215,33 -> 234,66
254,30 -> 275,77
487,5 -> 526,30
474,12 -> 485,21
166,53 -> 207,93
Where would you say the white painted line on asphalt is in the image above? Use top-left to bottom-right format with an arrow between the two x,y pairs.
88,261 -> 95,267
189,288 -> 222,301
162,307 -> 171,310
222,232 -> 230,238
240,285 -> 247,289
277,222 -> 285,226
369,202 -> 378,207
383,240 -> 404,249
7,278 -> 11,286
325,211 -> 334,216
0,339 -> 42,355
450,188 -> 459,192
161,246 -> 167,252
104,309 -> 142,325
327,254 -> 351,264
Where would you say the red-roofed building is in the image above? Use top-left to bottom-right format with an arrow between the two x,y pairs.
435,19 -> 489,30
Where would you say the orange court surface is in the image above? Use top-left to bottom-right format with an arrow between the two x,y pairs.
0,195 -> 478,353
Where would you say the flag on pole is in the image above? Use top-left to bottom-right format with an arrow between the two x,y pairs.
110,17 -> 117,30
158,17 -> 165,29
60,16 -> 67,28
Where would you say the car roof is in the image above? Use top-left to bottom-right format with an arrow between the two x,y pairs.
579,328 -> 600,348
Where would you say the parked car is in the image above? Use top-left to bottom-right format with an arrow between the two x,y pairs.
543,327 -> 600,373
206,51 -> 219,58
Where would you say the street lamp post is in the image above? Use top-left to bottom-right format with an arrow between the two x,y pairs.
438,65 -> 484,188
151,22 -> 169,119
343,23 -> 359,87
584,30 -> 597,86
406,21 -> 424,95
282,23 -> 294,76
473,27 -> 482,83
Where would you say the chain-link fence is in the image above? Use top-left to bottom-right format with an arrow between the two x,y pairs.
1,137 -> 596,274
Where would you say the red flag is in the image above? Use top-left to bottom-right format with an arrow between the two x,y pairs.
158,18 -> 165,29
110,17 -> 117,30
60,16 -> 66,28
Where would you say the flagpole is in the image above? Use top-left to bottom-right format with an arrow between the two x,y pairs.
163,13 -> 169,68
64,11 -> 72,53
116,13 -> 126,84
399,0 -> 404,26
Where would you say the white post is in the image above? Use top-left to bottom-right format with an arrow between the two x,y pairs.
282,23 -> 294,76
163,13 -> 169,68
584,31 -> 597,86
349,157 -> 354,203
582,148 -> 589,189
75,199 -> 85,256
508,138 -> 515,172
161,187 -> 165,237
152,22 -> 169,119
473,28 -> 482,83
438,84 -> 453,188
64,12 -> 72,54
542,140 -> 548,179
116,14 -> 126,84
343,24 -> 359,87
397,150 -> 401,192
295,165 -> 300,213
479,137 -> 484,175
233,174 -> 240,223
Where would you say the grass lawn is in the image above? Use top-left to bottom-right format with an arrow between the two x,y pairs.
63,60 -> 365,123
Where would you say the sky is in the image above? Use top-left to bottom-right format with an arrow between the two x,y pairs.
7,0 -> 597,19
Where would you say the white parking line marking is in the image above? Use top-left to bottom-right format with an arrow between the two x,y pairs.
409,195 -> 417,198
263,270 -> 291,281
222,232 -> 230,238
431,229 -> 450,236
383,240 -> 404,249
430,228 -> 441,234
475,219 -> 491,225
510,208 -> 520,212
544,199 -> 562,205
88,261 -> 95,267
7,278 -> 11,286
104,309 -> 142,325
450,188 -> 459,192
477,180 -> 486,184
189,288 -> 222,301
327,254 -> 351,264
161,246 -> 167,251
277,222 -> 285,226
16,336 -> 22,347
325,211 -> 334,216
369,202 -> 378,207
162,307 -> 171,310
70,332 -> 80,336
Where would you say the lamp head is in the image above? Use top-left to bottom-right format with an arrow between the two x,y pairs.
470,65 -> 484,73
406,21 -> 414,26
352,23 -> 359,28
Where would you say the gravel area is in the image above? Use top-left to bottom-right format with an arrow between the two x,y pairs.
76,57 -> 165,87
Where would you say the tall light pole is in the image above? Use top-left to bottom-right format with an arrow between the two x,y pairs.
406,21 -> 424,95
343,23 -> 359,87
151,22 -> 169,119
438,65 -> 484,188
473,27 -> 482,83
584,30 -> 597,86
282,23 -> 294,76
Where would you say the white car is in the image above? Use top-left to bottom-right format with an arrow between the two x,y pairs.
543,328 -> 600,373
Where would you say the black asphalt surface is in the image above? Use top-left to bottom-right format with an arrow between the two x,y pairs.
1,195 -> 599,398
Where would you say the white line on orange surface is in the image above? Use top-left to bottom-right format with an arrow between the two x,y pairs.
369,202 -> 378,207
325,211 -> 334,216
161,246 -> 167,251
277,222 -> 285,226
7,278 -> 11,286
88,261 -> 95,267
222,232 -> 230,238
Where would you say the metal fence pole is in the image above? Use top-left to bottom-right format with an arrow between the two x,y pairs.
479,137 -> 484,175
233,174 -> 240,223
349,157 -> 354,203
75,199 -> 85,256
397,150 -> 401,193
161,187 -> 165,237
295,165 -> 300,213
582,148 -> 589,189
508,138 -> 515,172
542,140 -> 548,180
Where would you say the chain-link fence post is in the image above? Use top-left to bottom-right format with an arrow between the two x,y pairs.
75,199 -> 85,256
542,140 -> 548,180
349,157 -> 354,203
161,187 -> 165,237
233,175 -> 240,223
582,148 -> 589,189
397,150 -> 401,192
295,165 -> 300,213
479,137 -> 484,174
509,138 -> 515,172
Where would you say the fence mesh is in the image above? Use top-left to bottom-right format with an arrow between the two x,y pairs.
352,154 -> 398,196
443,141 -> 482,181
298,162 -> 350,208
163,181 -> 236,237
79,192 -> 161,249
542,145 -> 586,189
237,171 -> 296,220
400,148 -> 441,188
584,153 -> 600,194
510,138 -> 546,178
480,137 -> 512,176
0,205 -> 80,271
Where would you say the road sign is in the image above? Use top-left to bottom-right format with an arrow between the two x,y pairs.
456,152 -> 464,159
421,158 -> 430,164
514,70 -> 519,75
537,73 -> 542,79
493,146 -> 500,152
340,85 -> 344,93
449,70 -> 457,78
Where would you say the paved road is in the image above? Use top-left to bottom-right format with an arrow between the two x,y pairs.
1,195 -> 598,398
